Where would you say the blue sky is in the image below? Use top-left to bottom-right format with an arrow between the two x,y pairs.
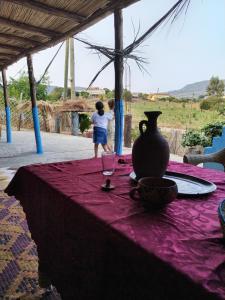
6,0 -> 225,93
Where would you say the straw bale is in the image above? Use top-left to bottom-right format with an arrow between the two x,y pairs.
55,100 -> 92,112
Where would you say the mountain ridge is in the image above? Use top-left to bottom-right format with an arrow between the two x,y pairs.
168,79 -> 225,98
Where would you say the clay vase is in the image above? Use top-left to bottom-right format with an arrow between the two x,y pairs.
132,111 -> 170,179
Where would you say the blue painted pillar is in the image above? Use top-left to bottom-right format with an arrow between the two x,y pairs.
32,106 -> 43,154
114,9 -> 124,155
27,54 -> 43,154
114,99 -> 124,155
2,69 -> 12,143
5,106 -> 12,143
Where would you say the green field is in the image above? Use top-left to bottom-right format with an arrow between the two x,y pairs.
130,100 -> 224,130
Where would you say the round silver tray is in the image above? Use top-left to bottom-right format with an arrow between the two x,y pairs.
129,171 -> 217,197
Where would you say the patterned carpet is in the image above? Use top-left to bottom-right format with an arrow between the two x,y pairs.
0,171 -> 61,300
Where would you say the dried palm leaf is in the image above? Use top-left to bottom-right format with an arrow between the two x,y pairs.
75,0 -> 191,88
56,100 -> 92,112
17,100 -> 54,116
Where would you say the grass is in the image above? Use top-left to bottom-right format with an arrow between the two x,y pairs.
130,100 -> 224,130
84,98 -> 224,131
2,98 -> 223,134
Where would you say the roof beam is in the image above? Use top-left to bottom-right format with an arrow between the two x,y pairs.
0,0 -> 140,70
0,16 -> 60,37
0,55 -> 12,60
2,0 -> 85,22
0,43 -> 26,52
0,60 -> 8,64
0,32 -> 41,46
0,51 -> 14,56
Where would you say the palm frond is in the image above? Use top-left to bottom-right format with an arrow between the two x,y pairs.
75,0 -> 191,87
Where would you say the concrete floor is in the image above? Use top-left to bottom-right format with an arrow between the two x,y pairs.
0,130 -> 97,169
0,130 -> 182,170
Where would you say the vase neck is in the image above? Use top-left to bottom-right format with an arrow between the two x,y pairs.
144,111 -> 161,130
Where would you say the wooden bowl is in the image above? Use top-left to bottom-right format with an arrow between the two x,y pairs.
130,177 -> 178,209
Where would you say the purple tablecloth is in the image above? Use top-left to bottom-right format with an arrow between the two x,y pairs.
5,157 -> 225,299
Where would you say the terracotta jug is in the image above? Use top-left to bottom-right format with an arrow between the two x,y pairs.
132,111 -> 170,179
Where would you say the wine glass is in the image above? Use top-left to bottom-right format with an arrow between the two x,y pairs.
101,151 -> 116,190
101,151 -> 116,176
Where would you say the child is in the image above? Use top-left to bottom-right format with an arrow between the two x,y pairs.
107,99 -> 115,151
91,101 -> 113,158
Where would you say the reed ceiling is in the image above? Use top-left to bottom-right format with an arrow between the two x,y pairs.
0,0 -> 139,70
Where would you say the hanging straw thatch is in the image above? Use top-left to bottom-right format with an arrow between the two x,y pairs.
17,100 -> 54,132
17,100 -> 54,115
55,100 -> 92,113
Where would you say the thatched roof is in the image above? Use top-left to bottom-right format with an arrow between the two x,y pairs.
17,100 -> 54,115
55,100 -> 93,112
0,0 -> 139,70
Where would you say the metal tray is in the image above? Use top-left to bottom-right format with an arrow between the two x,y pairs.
129,171 -> 217,197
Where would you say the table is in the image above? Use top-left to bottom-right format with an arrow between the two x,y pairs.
5,157 -> 225,300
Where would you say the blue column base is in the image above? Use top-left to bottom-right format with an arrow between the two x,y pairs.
32,106 -> 43,154
114,99 -> 124,155
5,106 -> 12,143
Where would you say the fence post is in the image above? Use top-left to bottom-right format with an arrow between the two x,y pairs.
55,113 -> 61,133
71,112 -> 79,135
124,114 -> 132,147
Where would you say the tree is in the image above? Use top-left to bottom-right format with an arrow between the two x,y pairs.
207,76 -> 225,97
104,88 -> 114,99
48,87 -> 63,101
200,96 -> 225,111
123,89 -> 132,102
8,71 -> 49,101
80,91 -> 90,98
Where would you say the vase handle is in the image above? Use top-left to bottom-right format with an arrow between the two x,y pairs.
139,120 -> 148,135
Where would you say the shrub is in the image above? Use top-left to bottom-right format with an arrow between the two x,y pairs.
200,96 -> 225,111
200,99 -> 212,110
79,114 -> 91,133
181,130 -> 210,147
181,130 -> 202,147
182,122 -> 225,148
201,121 -> 225,144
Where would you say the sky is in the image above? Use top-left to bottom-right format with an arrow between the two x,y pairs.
5,0 -> 225,93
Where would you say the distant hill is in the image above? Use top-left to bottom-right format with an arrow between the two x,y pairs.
47,85 -> 86,94
168,80 -> 225,98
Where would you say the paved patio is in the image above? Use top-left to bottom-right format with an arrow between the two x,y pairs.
0,130 -> 182,170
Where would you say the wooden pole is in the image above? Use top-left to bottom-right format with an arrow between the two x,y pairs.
114,8 -> 124,155
2,68 -> 12,143
69,37 -> 75,99
61,39 -> 69,132
63,39 -> 69,100
124,114 -> 132,148
27,54 -> 43,154
69,37 -> 79,135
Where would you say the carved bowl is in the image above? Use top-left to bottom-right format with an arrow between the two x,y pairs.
130,177 -> 178,210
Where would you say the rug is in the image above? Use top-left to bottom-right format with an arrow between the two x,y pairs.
0,170 -> 61,300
